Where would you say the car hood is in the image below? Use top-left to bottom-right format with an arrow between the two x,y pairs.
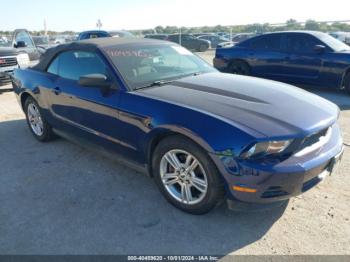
137,72 -> 339,138
0,47 -> 19,57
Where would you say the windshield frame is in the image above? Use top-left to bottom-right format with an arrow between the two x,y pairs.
101,42 -> 217,91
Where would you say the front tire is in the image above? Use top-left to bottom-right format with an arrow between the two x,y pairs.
24,97 -> 54,142
152,136 -> 225,214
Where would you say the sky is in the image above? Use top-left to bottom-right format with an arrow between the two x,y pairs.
0,0 -> 349,31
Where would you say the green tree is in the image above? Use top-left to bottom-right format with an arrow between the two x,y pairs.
163,26 -> 178,34
286,19 -> 302,30
154,26 -> 164,34
304,20 -> 320,31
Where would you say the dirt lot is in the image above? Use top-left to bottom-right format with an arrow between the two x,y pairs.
0,51 -> 349,256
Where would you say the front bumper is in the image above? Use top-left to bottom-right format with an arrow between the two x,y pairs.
210,123 -> 344,207
0,72 -> 12,86
0,64 -> 16,86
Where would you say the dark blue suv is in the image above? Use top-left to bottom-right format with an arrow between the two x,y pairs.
214,31 -> 350,95
77,30 -> 111,40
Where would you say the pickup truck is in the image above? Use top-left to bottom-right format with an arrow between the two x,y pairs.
0,29 -> 40,86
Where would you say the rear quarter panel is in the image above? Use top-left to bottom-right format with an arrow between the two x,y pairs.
12,68 -> 56,118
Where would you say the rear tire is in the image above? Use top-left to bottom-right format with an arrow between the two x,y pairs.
344,72 -> 350,96
230,60 -> 250,75
152,135 -> 225,215
24,96 -> 54,142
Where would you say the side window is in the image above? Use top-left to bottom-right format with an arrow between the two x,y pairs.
47,56 -> 60,75
286,34 -> 319,54
182,35 -> 194,41
181,35 -> 190,40
87,33 -> 109,39
250,36 -> 268,50
250,35 -> 281,51
55,51 -> 110,81
266,35 -> 282,50
168,35 -> 178,42
15,31 -> 35,48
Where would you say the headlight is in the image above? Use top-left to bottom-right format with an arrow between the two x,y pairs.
240,140 -> 293,159
17,53 -> 30,68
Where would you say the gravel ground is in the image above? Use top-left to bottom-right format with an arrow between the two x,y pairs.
0,52 -> 349,256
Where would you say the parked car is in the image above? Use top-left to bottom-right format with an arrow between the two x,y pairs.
32,36 -> 53,55
12,38 -> 343,214
329,32 -> 350,45
231,33 -> 256,44
214,31 -> 350,95
54,36 -> 67,44
110,30 -> 134,38
216,32 -> 230,39
167,34 -> 210,52
197,34 -> 232,48
32,35 -> 49,46
0,29 -> 40,86
77,30 -> 111,41
144,34 -> 168,40
192,33 -> 209,37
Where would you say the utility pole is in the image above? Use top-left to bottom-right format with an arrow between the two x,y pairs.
179,27 -> 182,46
96,19 -> 103,30
44,18 -> 47,36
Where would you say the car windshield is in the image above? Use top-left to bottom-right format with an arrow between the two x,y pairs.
33,37 -> 49,45
317,33 -> 350,51
103,44 -> 216,90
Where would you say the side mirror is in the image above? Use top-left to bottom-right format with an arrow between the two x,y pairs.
14,41 -> 27,48
78,74 -> 111,88
79,74 -> 114,96
314,45 -> 326,53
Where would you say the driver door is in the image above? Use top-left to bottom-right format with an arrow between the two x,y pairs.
45,50 -> 132,155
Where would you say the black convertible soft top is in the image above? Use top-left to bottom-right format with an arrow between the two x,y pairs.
33,37 -> 167,72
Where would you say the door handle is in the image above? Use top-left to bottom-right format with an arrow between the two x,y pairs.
52,86 -> 61,95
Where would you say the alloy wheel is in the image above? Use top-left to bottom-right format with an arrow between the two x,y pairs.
159,149 -> 208,205
27,103 -> 44,136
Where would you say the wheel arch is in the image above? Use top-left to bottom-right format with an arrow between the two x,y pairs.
20,92 -> 34,111
145,127 -> 215,177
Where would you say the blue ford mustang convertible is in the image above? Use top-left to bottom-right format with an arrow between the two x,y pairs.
12,38 -> 344,214
214,31 -> 350,95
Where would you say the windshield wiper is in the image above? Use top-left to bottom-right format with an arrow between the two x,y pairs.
134,72 -> 206,90
135,80 -> 174,90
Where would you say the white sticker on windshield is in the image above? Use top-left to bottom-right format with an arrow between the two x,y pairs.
171,46 -> 194,55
